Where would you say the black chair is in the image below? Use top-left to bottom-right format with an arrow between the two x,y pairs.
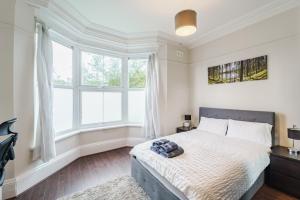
0,118 -> 18,143
0,118 -> 18,186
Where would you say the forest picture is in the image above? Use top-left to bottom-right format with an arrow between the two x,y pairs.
208,55 -> 268,84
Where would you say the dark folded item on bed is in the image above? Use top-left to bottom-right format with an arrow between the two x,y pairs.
150,145 -> 161,154
150,139 -> 184,158
159,141 -> 178,153
160,147 -> 184,158
152,139 -> 169,147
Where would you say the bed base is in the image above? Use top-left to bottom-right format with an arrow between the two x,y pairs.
131,156 -> 265,200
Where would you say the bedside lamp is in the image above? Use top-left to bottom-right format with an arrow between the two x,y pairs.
288,126 -> 300,154
183,115 -> 192,128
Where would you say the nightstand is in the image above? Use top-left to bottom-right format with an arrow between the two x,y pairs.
176,126 -> 196,133
267,146 -> 300,198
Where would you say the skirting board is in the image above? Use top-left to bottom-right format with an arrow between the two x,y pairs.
2,137 -> 146,199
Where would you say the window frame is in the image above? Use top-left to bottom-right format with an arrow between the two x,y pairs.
51,39 -> 76,136
79,49 -> 125,129
50,34 -> 148,135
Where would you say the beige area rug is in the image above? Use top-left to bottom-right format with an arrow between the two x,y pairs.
57,176 -> 150,200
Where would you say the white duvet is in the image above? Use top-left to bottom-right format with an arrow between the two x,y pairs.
130,129 -> 270,200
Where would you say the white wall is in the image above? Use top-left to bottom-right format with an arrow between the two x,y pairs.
157,43 -> 191,135
190,7 -> 300,147
156,43 -> 191,135
165,44 -> 190,134
0,0 -> 15,123
0,0 -> 16,180
13,0 -> 37,177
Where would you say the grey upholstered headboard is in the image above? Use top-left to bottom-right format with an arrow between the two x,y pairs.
199,107 -> 276,146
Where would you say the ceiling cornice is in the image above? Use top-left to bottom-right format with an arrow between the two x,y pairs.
31,0 -> 182,53
33,7 -> 172,53
28,0 -> 300,50
49,0 -> 184,44
188,0 -> 300,48
52,0 -> 126,39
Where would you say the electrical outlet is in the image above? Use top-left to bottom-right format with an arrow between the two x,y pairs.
176,50 -> 184,58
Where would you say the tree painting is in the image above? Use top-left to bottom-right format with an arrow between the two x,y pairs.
208,55 -> 267,84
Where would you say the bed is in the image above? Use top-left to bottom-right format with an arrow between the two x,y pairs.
131,107 -> 275,200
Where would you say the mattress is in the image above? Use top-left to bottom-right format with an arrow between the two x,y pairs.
130,129 -> 270,200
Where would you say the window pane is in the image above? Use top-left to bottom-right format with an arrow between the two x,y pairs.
103,56 -> 121,87
53,88 -> 73,132
52,42 -> 72,86
128,59 -> 147,88
81,52 -> 122,87
128,91 -> 145,123
81,91 -> 103,124
103,92 -> 122,122
81,52 -> 103,86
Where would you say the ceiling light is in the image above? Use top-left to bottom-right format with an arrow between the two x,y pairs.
175,9 -> 197,37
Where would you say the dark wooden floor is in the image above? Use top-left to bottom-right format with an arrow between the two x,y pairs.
10,147 -> 297,200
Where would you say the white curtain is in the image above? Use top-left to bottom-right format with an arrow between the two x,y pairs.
144,53 -> 161,139
32,21 -> 56,162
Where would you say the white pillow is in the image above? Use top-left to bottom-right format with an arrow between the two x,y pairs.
197,117 -> 228,136
226,119 -> 272,147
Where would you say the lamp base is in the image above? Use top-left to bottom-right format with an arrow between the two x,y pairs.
183,121 -> 191,128
288,147 -> 300,154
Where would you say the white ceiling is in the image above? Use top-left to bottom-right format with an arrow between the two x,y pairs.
52,0 -> 298,46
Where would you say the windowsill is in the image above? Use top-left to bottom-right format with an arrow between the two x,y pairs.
55,123 -> 143,142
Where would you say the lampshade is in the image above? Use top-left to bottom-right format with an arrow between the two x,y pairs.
175,10 -> 197,36
184,115 -> 191,121
288,128 -> 300,140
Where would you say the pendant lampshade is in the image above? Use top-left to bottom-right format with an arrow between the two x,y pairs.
175,9 -> 197,36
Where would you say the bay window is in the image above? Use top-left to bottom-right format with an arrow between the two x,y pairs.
51,41 -> 147,135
